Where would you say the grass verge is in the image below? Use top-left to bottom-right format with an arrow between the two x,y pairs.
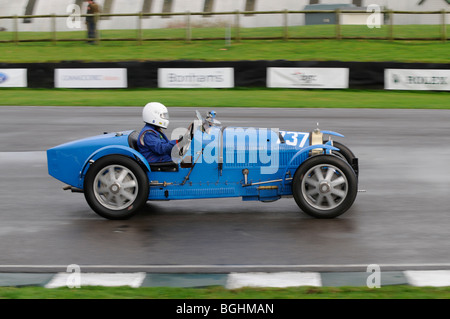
0,88 -> 449,109
0,25 -> 449,63
1,285 -> 450,299
1,39 -> 449,64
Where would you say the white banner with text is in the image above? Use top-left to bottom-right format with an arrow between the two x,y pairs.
55,68 -> 128,88
267,67 -> 349,89
0,69 -> 27,87
158,68 -> 234,88
385,69 -> 450,91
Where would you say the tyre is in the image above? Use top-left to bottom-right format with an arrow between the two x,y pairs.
328,140 -> 358,178
330,141 -> 355,164
293,155 -> 357,219
84,155 -> 149,220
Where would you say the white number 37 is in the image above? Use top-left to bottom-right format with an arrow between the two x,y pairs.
278,131 -> 308,148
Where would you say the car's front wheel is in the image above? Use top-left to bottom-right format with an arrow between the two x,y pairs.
293,155 -> 357,219
84,155 -> 149,220
330,141 -> 355,165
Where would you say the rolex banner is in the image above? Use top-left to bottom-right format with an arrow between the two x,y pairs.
267,67 -> 349,89
385,69 -> 450,91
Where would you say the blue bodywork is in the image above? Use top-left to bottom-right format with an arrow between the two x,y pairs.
47,112 -> 348,204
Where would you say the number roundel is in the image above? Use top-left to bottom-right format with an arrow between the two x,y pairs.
278,131 -> 308,148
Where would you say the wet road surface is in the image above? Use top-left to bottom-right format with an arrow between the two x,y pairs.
0,106 -> 449,272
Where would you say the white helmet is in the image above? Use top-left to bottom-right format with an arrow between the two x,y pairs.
142,102 -> 169,129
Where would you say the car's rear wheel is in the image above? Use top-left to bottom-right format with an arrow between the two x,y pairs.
293,155 -> 357,219
84,155 -> 149,220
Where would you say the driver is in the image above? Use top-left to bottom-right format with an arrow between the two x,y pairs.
137,102 -> 182,163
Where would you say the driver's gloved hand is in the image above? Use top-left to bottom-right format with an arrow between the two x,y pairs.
177,136 -> 183,143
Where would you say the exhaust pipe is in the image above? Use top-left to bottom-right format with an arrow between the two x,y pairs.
63,185 -> 84,193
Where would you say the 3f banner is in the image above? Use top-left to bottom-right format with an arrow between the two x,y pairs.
267,67 -> 349,89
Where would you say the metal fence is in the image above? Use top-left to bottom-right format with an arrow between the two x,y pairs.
0,9 -> 448,44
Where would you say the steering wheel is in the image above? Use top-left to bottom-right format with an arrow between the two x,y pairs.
179,122 -> 194,157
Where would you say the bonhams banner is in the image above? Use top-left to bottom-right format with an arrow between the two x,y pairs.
0,69 -> 27,87
385,69 -> 450,91
158,68 -> 234,88
55,68 -> 128,88
267,67 -> 349,89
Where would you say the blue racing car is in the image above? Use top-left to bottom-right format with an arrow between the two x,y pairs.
47,110 -> 359,220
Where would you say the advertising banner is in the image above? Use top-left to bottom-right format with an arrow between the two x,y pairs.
385,69 -> 450,91
55,68 -> 128,88
267,67 -> 349,89
158,68 -> 234,88
0,69 -> 27,87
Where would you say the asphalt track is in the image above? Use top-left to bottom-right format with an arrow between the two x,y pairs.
1,106 -> 450,274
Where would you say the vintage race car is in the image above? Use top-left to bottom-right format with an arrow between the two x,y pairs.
47,110 -> 359,220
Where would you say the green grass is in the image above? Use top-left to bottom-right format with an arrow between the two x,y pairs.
1,39 -> 449,63
1,24 -> 449,41
0,88 -> 449,109
0,285 -> 449,299
0,25 -> 449,63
